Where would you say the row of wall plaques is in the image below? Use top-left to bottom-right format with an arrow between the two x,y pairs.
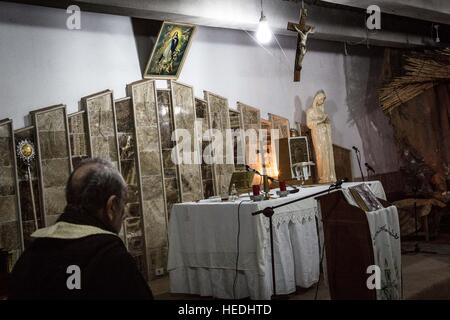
127,79 -> 168,279
205,91 -> 234,196
31,105 -> 72,227
0,119 -> 23,266
169,81 -> 203,202
5,80 -> 298,279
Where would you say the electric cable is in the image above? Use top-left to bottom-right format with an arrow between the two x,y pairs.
233,199 -> 252,299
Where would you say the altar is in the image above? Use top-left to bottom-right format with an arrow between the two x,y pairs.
167,181 -> 387,300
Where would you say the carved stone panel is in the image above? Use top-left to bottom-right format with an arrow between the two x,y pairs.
157,89 -> 180,216
114,97 -> 148,279
261,118 -> 275,177
195,98 -> 215,198
170,81 -> 203,202
205,91 -> 234,197
68,111 -> 89,169
237,102 -> 261,172
81,90 -> 120,171
229,108 -> 242,130
14,126 -> 43,247
268,114 -> 290,177
31,105 -> 72,226
127,80 -> 167,279
0,119 -> 22,264
229,108 -> 245,171
269,113 -> 290,139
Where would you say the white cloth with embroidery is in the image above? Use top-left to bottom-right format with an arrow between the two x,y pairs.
168,181 -> 386,300
366,206 -> 402,300
168,196 -> 319,300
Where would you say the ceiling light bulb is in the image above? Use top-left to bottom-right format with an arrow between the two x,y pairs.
256,13 -> 272,44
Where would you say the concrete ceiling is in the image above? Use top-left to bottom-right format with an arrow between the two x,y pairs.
321,0 -> 450,25
2,0 -> 449,48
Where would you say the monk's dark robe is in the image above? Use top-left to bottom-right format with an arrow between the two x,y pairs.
9,207 -> 153,300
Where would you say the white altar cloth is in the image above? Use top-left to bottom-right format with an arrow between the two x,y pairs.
167,181 -> 386,300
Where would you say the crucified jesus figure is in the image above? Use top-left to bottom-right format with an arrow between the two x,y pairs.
294,25 -> 315,72
287,8 -> 315,82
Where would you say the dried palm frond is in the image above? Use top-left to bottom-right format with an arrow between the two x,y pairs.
380,48 -> 450,114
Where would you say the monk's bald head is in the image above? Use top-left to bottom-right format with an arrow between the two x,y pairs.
66,158 -> 127,216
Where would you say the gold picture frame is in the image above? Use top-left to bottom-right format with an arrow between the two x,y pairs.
143,21 -> 196,80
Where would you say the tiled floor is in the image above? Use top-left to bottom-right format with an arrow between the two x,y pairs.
151,241 -> 450,300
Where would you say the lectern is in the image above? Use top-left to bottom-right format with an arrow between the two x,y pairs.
317,191 -> 391,300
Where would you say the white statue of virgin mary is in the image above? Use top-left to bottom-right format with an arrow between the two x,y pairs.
306,90 -> 336,184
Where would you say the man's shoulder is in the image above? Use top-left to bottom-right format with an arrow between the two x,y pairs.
76,233 -> 130,260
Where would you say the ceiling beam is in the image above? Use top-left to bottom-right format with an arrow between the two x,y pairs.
1,0 -> 447,48
321,0 -> 450,25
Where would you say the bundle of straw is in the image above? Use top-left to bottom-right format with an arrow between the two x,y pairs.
380,48 -> 450,114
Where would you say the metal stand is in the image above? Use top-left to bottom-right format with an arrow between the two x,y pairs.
252,180 -> 344,299
354,149 -> 365,182
402,187 -> 436,255
26,166 -> 39,231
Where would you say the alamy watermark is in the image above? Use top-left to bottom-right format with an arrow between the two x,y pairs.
66,264 -> 81,290
66,5 -> 81,30
366,5 -> 381,30
170,121 -> 281,167
367,265 -> 381,290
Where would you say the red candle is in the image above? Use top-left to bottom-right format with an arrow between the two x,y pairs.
279,181 -> 286,192
252,184 -> 260,196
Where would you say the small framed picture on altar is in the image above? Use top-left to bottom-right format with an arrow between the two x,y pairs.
228,171 -> 255,194
143,21 -> 196,80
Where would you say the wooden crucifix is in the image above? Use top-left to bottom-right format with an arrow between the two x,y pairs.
287,8 -> 315,82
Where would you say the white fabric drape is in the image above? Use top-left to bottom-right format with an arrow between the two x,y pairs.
168,181 -> 387,300
366,206 -> 402,300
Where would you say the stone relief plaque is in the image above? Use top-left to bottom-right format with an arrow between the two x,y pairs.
14,126 -> 43,247
170,81 -> 203,202
81,90 -> 120,171
205,91 -> 234,197
31,105 -> 72,227
127,79 -> 168,279
269,113 -> 290,139
114,97 -> 148,279
261,118 -> 275,178
237,102 -> 261,172
195,98 -> 215,198
0,119 -> 23,265
157,89 -> 180,217
229,108 -> 242,130
68,111 -> 89,169
229,108 -> 245,171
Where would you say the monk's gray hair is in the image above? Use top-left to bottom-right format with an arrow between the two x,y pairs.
65,158 -> 126,213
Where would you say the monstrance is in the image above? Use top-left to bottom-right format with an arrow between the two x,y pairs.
16,139 -> 39,230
